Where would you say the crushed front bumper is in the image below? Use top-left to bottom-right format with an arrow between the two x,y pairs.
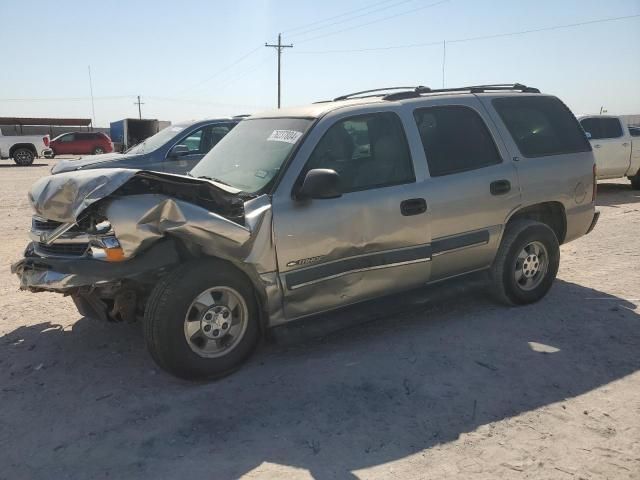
11,240 -> 180,292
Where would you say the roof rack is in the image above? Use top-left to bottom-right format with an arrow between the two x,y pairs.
331,83 -> 540,102
333,86 -> 431,101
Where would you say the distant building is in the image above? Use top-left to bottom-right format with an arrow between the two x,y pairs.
0,117 -> 109,137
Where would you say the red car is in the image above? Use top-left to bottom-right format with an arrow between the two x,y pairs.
49,132 -> 114,156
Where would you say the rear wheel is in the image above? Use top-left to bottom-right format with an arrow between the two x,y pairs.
629,174 -> 640,190
144,259 -> 260,380
490,219 -> 560,305
13,148 -> 35,166
92,146 -> 105,155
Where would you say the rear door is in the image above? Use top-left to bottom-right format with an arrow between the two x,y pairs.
271,108 -> 432,320
580,117 -> 630,178
76,133 -> 93,154
412,97 -> 520,280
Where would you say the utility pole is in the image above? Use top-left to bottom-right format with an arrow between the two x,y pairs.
87,66 -> 96,129
134,95 -> 144,119
265,33 -> 293,108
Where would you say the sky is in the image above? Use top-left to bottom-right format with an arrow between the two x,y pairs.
0,0 -> 639,127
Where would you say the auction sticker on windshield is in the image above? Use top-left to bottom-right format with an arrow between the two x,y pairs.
267,130 -> 303,144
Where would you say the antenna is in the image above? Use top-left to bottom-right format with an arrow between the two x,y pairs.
88,65 -> 96,129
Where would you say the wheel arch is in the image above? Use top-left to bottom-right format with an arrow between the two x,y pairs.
9,143 -> 37,157
170,238 -> 272,336
505,201 -> 567,244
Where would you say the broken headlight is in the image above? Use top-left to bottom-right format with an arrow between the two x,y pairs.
88,221 -> 126,262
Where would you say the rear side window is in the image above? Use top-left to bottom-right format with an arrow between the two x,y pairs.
580,117 -> 623,139
493,96 -> 591,158
629,126 -> 640,137
413,106 -> 502,177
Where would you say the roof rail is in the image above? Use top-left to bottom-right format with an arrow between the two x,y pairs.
382,83 -> 540,100
333,86 -> 431,101
330,83 -> 540,103
424,83 -> 540,94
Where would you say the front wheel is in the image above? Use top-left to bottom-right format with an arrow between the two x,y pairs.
144,259 -> 260,380
630,174 -> 640,190
92,146 -> 105,155
13,148 -> 35,166
490,219 -> 560,305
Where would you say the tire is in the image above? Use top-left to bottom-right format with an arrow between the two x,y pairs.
92,146 -> 105,155
144,258 -> 260,380
490,219 -> 560,305
630,175 -> 640,190
12,148 -> 35,166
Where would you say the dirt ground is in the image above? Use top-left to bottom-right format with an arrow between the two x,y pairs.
0,159 -> 638,480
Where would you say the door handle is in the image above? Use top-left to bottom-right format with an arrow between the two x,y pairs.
622,142 -> 629,147
593,144 -> 601,148
400,198 -> 427,216
490,179 -> 511,195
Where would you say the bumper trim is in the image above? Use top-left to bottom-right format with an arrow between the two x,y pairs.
12,240 -> 180,291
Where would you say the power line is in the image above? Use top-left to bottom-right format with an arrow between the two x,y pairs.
293,13 -> 640,53
174,45 -> 263,95
288,0 -> 417,40
0,95 -> 133,102
282,0 -> 401,34
295,0 -> 449,45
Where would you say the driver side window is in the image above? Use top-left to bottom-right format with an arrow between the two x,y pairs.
178,128 -> 204,153
306,112 -> 414,193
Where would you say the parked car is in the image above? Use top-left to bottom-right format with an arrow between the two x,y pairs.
577,115 -> 640,188
0,128 -> 50,165
13,83 -> 598,380
48,132 -> 114,157
51,118 -> 239,175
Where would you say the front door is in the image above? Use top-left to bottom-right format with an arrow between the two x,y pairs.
56,133 -> 76,154
272,110 -> 431,320
580,117 -> 629,178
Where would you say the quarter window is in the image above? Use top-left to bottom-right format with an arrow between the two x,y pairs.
306,112 -> 414,192
580,117 -> 623,139
493,96 -> 591,157
413,106 -> 501,177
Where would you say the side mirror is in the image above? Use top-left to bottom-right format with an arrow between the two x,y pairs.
297,169 -> 341,200
584,131 -> 592,139
169,144 -> 190,158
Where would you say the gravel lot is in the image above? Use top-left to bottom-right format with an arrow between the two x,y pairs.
0,159 -> 638,479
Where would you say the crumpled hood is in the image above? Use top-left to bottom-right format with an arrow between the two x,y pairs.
51,152 -> 140,174
28,168 -> 241,223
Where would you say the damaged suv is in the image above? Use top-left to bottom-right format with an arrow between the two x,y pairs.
13,84 -> 599,380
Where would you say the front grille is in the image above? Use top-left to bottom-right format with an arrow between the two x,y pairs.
33,218 -> 63,230
32,217 -> 82,232
36,243 -> 89,257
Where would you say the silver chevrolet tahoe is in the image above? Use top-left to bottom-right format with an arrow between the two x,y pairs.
12,83 -> 599,380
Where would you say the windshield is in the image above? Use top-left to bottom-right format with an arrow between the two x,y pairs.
190,118 -> 312,194
126,124 -> 186,154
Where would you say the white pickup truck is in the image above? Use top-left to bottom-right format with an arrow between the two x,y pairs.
0,129 -> 50,166
577,115 -> 640,189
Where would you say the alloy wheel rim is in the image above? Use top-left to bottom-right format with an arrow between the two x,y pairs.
514,241 -> 548,291
183,286 -> 248,358
16,151 -> 31,163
